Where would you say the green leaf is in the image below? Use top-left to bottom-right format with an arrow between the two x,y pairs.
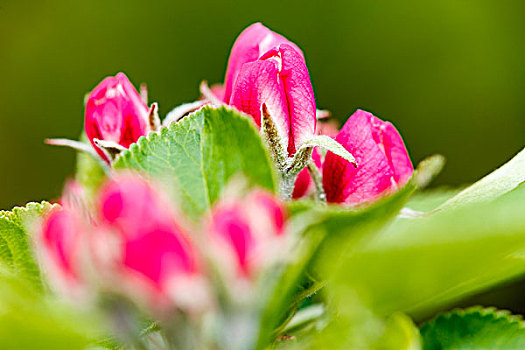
439,146 -> 525,210
298,299 -> 421,350
378,313 -> 421,350
405,187 -> 463,212
255,181 -> 416,349
114,106 -> 276,217
314,179 -> 417,278
0,202 -> 56,290
421,307 -> 525,350
332,182 -> 525,320
0,268 -> 105,350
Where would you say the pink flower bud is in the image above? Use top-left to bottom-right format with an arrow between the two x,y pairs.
230,44 -> 316,155
323,110 -> 413,204
223,23 -> 303,104
92,175 -> 206,312
224,23 -> 315,156
85,73 -> 150,162
207,190 -> 286,278
38,206 -> 86,297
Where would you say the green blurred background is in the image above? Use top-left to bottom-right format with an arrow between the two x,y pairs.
0,0 -> 523,209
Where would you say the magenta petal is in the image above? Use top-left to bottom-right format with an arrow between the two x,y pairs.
230,59 -> 290,151
323,110 -> 412,204
209,205 -> 255,275
40,208 -> 84,292
371,118 -> 414,185
223,23 -> 303,103
207,189 -> 287,277
116,73 -> 150,146
97,175 -> 199,293
264,44 -> 316,153
124,226 -> 197,288
250,190 -> 286,235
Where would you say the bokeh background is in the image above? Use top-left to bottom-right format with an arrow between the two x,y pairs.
0,0 -> 523,209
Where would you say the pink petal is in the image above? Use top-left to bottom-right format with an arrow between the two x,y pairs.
207,189 -> 287,278
209,205 -> 255,276
230,59 -> 290,152
223,23 -> 303,103
262,44 -> 316,154
323,110 -> 412,204
123,225 -> 198,288
40,208 -> 85,294
97,175 -> 199,293
250,190 -> 286,236
370,118 -> 413,185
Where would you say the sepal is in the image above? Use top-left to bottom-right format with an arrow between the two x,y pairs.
45,138 -> 109,171
147,102 -> 161,132
261,103 -> 288,171
162,100 -> 206,127
295,135 -> 357,170
93,138 -> 127,163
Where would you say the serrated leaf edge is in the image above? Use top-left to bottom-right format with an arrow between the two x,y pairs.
421,306 -> 525,330
0,201 -> 57,226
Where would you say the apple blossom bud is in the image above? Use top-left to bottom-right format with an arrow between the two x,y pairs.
230,44 -> 316,157
92,175 -> 206,313
85,73 -> 150,162
207,190 -> 286,279
38,206 -> 86,297
323,110 -> 413,204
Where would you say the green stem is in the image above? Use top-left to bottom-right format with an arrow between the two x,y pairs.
279,173 -> 297,200
307,162 -> 326,203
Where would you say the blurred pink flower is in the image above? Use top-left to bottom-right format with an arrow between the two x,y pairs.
207,190 -> 286,278
92,174 -> 205,312
39,205 -> 86,297
85,72 -> 150,162
323,110 -> 413,204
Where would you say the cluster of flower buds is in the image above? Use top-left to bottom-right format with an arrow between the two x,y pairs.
36,21 -> 416,349
72,23 -> 413,205
37,174 -> 290,318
